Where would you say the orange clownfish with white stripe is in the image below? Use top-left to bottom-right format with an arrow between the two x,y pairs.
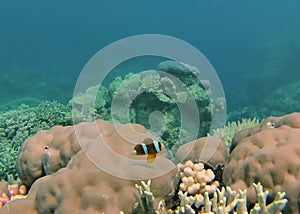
132,138 -> 164,163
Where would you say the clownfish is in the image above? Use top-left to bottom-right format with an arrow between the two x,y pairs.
132,138 -> 163,163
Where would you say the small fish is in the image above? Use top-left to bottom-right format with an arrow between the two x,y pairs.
132,138 -> 163,163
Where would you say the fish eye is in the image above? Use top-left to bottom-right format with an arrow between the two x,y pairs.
266,121 -> 276,128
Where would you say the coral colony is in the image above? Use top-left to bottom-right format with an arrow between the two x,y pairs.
0,61 -> 297,213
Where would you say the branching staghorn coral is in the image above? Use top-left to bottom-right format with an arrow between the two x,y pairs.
167,161 -> 287,214
133,180 -> 156,214
172,182 -> 287,214
212,118 -> 259,148
132,160 -> 287,214
251,182 -> 287,214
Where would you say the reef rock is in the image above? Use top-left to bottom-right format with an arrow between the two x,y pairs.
157,60 -> 199,75
223,112 -> 300,213
5,120 -> 177,213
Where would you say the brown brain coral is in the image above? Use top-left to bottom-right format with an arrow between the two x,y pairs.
223,112 -> 300,213
17,121 -> 98,186
175,136 -> 229,168
5,120 -> 177,213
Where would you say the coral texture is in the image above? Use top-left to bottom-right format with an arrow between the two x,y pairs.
70,61 -> 217,153
133,180 -> 156,214
223,112 -> 300,213
174,136 -> 229,168
168,160 -> 221,213
0,101 -> 71,183
152,160 -> 287,214
177,160 -> 219,195
17,121 -> 98,186
166,182 -> 287,214
0,181 -> 27,208
212,118 -> 259,147
9,120 -> 177,213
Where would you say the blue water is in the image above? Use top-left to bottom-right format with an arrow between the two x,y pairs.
1,0 -> 300,119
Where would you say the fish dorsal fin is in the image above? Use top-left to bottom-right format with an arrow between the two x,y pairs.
143,138 -> 153,144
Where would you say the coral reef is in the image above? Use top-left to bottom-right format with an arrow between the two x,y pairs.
0,182 -> 27,208
0,101 -> 71,182
157,61 -> 201,86
174,136 -> 229,169
11,120 -> 177,213
162,181 -> 287,213
116,70 -> 212,146
0,97 -> 41,113
227,80 -> 300,122
71,61 -> 217,153
0,112 -> 295,213
212,118 -> 259,148
17,119 -> 173,186
71,85 -> 109,123
133,160 -> 287,214
166,160 -> 222,213
228,40 -> 300,121
223,112 -> 300,213
133,180 -> 156,214
177,160 -> 219,195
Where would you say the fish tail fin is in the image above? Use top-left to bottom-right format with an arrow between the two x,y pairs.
128,150 -> 137,156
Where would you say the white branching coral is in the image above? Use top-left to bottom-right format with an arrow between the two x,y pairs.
131,161 -> 287,214
163,182 -> 287,214
251,182 -> 287,214
133,180 -> 155,214
158,161 -> 287,214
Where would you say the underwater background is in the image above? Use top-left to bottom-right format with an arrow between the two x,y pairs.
1,1 -> 300,212
1,0 -> 300,119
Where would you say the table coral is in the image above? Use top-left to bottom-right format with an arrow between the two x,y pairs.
223,112 -> 300,213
